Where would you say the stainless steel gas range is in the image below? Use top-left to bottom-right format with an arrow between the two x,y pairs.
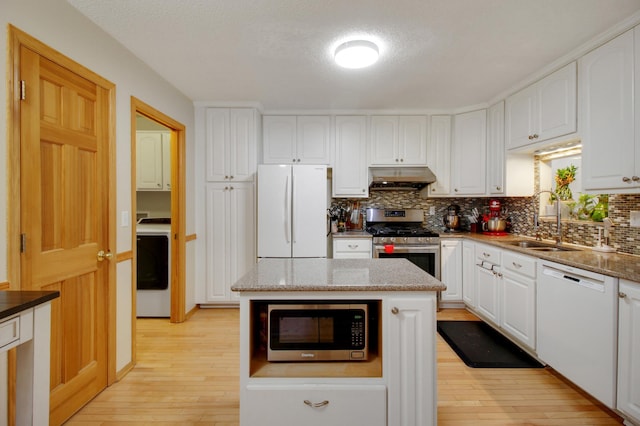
366,208 -> 440,281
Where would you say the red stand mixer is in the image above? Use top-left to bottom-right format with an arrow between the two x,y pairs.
483,199 -> 509,235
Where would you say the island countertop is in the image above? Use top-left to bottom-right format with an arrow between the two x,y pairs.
0,290 -> 60,320
231,258 -> 445,292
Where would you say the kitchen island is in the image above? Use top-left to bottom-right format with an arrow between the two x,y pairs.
231,258 -> 445,426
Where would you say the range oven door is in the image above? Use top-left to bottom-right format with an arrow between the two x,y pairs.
373,245 -> 440,280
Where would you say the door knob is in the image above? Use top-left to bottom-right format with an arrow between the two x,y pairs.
97,250 -> 113,262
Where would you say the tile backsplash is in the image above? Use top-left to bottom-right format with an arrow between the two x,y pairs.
331,191 -> 640,256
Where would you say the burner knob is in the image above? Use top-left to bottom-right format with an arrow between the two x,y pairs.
402,237 -> 408,243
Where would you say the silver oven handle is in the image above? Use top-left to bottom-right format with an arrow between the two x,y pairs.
374,245 -> 439,251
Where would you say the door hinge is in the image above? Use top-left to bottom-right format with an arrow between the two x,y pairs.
20,80 -> 26,101
20,233 -> 26,253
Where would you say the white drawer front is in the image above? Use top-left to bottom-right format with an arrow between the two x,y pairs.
244,384 -> 386,426
475,243 -> 501,263
503,251 -> 536,278
334,239 -> 371,253
0,315 -> 20,350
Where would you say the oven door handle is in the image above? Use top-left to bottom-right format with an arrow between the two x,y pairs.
374,245 -> 439,251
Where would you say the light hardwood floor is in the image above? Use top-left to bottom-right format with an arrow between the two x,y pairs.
67,308 -> 623,425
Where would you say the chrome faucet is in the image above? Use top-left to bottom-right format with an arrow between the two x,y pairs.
532,190 -> 562,244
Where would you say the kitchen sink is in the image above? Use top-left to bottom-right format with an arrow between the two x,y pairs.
504,240 -> 579,252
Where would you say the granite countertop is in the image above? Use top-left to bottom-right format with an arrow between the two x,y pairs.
331,231 -> 372,239
444,232 -> 640,282
231,258 -> 445,292
0,291 -> 60,321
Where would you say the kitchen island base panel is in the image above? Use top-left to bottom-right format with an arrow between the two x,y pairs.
239,292 -> 437,426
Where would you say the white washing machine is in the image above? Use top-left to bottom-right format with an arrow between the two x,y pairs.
136,218 -> 171,317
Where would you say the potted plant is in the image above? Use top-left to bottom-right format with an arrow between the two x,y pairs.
547,164 -> 577,217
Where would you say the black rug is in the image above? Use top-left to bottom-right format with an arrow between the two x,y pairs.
437,320 -> 544,368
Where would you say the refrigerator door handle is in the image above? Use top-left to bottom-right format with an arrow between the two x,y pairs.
291,173 -> 296,244
285,175 -> 290,243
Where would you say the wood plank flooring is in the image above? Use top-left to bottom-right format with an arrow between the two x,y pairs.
66,308 -> 623,425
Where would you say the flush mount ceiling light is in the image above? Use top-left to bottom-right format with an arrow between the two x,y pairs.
334,40 -> 379,69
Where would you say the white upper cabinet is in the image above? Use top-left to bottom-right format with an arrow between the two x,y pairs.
451,109 -> 487,195
205,108 -> 257,182
425,115 -> 452,197
136,131 -> 171,191
369,116 -> 428,166
262,115 -> 332,164
505,62 -> 577,150
487,102 -> 505,195
580,27 -> 640,192
333,116 -> 369,198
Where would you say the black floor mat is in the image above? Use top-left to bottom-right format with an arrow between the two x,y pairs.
437,320 -> 544,368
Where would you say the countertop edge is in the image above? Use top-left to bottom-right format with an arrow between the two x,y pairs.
0,291 -> 61,321
451,233 -> 640,282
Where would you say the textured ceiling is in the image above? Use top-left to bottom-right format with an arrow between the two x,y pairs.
68,0 -> 640,110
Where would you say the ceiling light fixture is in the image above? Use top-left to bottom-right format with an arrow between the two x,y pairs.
334,40 -> 379,69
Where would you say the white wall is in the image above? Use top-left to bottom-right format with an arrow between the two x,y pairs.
0,0 -> 196,385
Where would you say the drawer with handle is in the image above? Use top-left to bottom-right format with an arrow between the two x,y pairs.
333,238 -> 372,259
0,314 -> 20,351
502,250 -> 536,279
244,384 -> 386,426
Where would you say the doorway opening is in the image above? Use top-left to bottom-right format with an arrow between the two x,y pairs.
130,98 -> 186,338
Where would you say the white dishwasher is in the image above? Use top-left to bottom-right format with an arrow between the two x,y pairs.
537,260 -> 618,408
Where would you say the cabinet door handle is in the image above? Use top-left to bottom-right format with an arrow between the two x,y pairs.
483,252 -> 490,258
391,307 -> 399,315
619,292 -> 627,299
347,244 -> 359,249
512,262 -> 522,269
623,176 -> 631,183
633,176 -> 640,182
304,400 -> 329,408
496,186 -> 501,191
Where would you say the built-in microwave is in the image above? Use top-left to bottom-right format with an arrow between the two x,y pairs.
267,303 -> 368,362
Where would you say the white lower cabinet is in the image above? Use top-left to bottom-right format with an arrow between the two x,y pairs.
617,279 -> 640,424
462,240 -> 476,307
474,244 -> 502,325
501,251 -> 536,350
243,384 -> 386,426
332,237 -> 372,258
386,295 -> 437,426
204,182 -> 255,302
472,244 -> 537,351
440,239 -> 462,302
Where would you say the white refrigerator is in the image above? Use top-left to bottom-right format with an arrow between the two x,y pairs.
257,164 -> 327,258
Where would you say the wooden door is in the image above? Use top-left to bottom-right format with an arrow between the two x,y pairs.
19,44 -> 111,425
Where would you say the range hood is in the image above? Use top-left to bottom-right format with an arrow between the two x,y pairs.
368,167 -> 437,191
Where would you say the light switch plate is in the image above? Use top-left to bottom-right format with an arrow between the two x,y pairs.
630,211 -> 640,228
121,210 -> 130,227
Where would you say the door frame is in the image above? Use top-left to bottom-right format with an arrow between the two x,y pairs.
6,24 -> 117,415
130,97 -> 186,333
